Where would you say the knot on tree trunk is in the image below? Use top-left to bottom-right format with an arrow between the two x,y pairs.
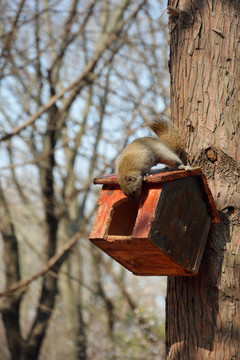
168,6 -> 194,29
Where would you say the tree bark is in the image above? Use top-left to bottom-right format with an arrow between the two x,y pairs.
0,186 -> 25,359
166,0 -> 240,358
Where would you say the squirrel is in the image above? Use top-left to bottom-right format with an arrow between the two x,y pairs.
116,119 -> 192,201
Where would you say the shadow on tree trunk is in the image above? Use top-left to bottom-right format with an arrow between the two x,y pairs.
166,212 -> 236,356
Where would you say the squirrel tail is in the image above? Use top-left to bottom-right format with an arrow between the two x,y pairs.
146,118 -> 187,163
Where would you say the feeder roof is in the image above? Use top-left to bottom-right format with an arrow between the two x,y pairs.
93,168 -> 220,223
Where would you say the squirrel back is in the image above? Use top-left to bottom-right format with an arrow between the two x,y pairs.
117,118 -> 191,201
146,119 -> 187,163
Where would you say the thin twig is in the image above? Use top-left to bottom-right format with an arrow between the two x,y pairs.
0,1 -> 145,143
0,230 -> 81,297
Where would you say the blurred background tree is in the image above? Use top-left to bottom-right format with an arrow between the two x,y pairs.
0,1 -> 169,359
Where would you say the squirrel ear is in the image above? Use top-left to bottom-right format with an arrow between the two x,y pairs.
125,176 -> 133,183
125,176 -> 137,184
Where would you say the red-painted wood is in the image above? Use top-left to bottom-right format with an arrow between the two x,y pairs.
93,168 -> 219,223
89,169 -> 220,276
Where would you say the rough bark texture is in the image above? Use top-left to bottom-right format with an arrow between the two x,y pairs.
166,0 -> 240,359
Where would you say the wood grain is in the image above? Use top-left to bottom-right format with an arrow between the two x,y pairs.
90,170 -> 218,276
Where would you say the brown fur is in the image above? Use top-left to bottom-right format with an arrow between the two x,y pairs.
147,119 -> 187,162
117,119 -> 192,201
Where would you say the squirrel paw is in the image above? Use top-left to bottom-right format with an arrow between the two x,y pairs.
178,164 -> 193,171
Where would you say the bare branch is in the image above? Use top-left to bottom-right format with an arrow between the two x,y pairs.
0,201 -> 97,298
0,230 -> 80,297
0,0 -> 26,71
0,0 -> 146,142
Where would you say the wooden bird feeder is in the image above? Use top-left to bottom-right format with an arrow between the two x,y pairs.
89,168 -> 220,276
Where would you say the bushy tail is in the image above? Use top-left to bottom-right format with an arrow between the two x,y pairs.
146,118 -> 187,163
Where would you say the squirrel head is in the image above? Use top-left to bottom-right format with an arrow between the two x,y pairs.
117,174 -> 142,202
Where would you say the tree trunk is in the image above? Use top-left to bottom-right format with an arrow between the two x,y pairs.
166,0 -> 240,359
